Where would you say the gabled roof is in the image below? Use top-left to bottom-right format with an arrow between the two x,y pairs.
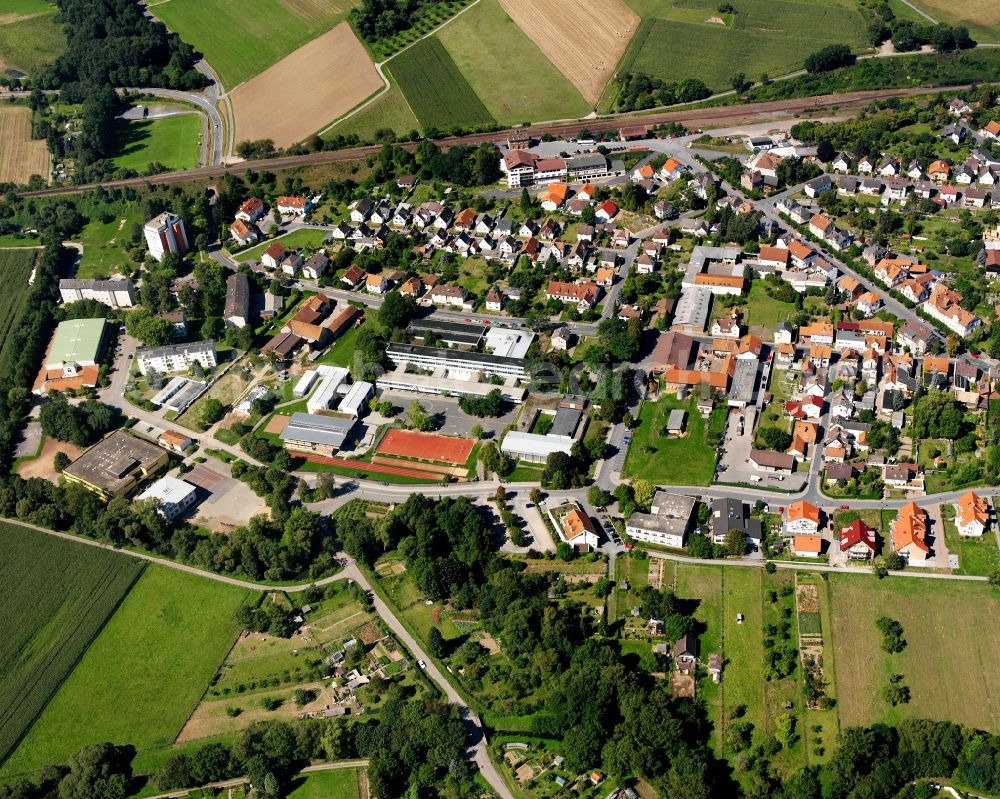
840,519 -> 876,550
787,501 -> 820,524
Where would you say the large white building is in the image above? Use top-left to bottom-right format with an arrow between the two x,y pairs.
144,212 -> 188,262
307,365 -> 350,414
386,343 -> 527,380
625,492 -> 697,548
59,279 -> 136,308
136,475 -> 198,520
136,340 -> 217,376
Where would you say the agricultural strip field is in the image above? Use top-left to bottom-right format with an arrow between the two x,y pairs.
902,0 -> 1000,42
0,250 -> 40,365
498,0 -> 640,105
387,37 -> 495,132
434,0 -> 589,124
229,22 -> 383,149
829,573 -> 1000,731
112,114 -> 201,172
0,1 -> 65,77
1,567 -> 251,776
148,0 -> 358,87
0,522 -> 144,766
0,106 -> 50,185
610,0 -> 869,97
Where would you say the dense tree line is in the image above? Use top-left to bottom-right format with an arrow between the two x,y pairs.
39,397 -> 120,447
610,72 -> 712,112
804,44 -> 856,74
39,0 -> 206,90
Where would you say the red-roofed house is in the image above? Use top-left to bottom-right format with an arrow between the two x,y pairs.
839,519 -> 876,560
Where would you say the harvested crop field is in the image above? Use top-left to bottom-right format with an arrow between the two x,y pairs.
377,429 -> 473,465
0,521 -> 144,766
498,0 -> 640,104
230,22 -> 383,149
388,37 -> 494,131
0,106 -> 49,184
904,0 -> 999,41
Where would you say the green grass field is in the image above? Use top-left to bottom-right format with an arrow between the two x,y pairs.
112,114 -> 201,172
74,209 -> 143,279
0,250 -> 39,365
0,2 -> 65,76
329,80 -> 420,142
285,768 -> 362,799
623,395 -> 716,485
2,567 -> 251,775
149,0 -> 357,87
829,573 -> 1000,732
387,37 -> 494,132
434,0 -> 588,123
609,0 -> 870,100
0,523 -> 144,766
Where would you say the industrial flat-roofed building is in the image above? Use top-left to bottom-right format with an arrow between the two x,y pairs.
387,342 -> 527,379
150,376 -> 208,413
63,431 -> 169,499
136,340 -> 217,375
500,430 -> 573,463
484,327 -> 535,359
279,412 -> 357,457
728,359 -> 760,408
59,278 -> 136,308
33,318 -> 107,394
377,366 -> 527,403
136,475 -> 198,520
406,318 -> 486,347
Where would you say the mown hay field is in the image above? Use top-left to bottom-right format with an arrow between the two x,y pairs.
829,573 -> 1000,731
149,0 -> 358,87
2,567 -> 251,775
0,1 -> 64,77
230,22 -> 383,148
0,106 -> 49,184
435,0 -> 589,123
498,0 -> 640,105
611,0 -> 869,96
903,0 -> 1000,42
0,521 -> 145,766
388,37 -> 494,132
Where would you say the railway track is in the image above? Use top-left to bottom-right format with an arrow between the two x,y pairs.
17,84 -> 960,199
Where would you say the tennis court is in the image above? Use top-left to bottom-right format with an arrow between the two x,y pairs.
377,429 -> 473,465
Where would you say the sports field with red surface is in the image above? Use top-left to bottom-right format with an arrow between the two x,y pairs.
377,430 -> 473,465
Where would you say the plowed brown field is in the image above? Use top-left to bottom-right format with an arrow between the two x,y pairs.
230,22 -> 383,148
498,0 -> 639,105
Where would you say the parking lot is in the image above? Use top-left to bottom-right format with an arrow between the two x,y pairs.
379,391 -> 518,440
715,407 -> 800,489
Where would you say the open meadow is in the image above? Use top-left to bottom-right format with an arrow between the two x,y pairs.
149,0 -> 358,87
73,209 -> 143,279
112,114 -> 201,172
0,522 -> 144,766
286,768 -> 363,799
1,567 -> 251,776
622,395 -> 717,485
829,573 -> 1000,732
388,37 -> 494,132
435,0 -> 589,124
610,0 -> 870,98
902,0 -> 1000,42
229,22 -> 382,148
498,0 -> 639,105
0,250 -> 40,364
0,106 -> 49,185
0,0 -> 64,77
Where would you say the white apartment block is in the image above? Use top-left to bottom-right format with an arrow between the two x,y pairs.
59,279 -> 136,309
144,212 -> 188,262
136,340 -> 217,375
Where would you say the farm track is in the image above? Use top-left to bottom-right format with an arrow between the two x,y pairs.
17,85 -> 967,199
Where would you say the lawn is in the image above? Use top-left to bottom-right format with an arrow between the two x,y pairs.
0,522 -> 144,766
74,209 -> 143,279
387,37 -> 495,132
828,573 -> 1000,732
716,282 -> 803,340
149,0 -> 358,87
434,0 -> 588,124
0,250 -> 38,365
622,395 -> 716,486
315,318 -> 363,368
939,506 -> 999,577
285,768 -> 362,799
0,7 -> 65,76
328,80 -> 420,143
608,0 -> 870,99
1,567 -> 251,775
237,228 -> 330,262
112,114 -> 201,172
